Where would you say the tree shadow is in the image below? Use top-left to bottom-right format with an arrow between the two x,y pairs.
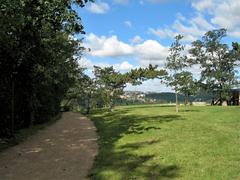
179,109 -> 200,112
89,140 -> 179,179
88,108 -> 183,179
126,114 -> 184,134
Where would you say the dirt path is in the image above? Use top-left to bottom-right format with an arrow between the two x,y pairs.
0,112 -> 98,180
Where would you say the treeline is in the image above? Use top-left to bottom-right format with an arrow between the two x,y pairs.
145,92 -> 213,104
0,0 -> 92,137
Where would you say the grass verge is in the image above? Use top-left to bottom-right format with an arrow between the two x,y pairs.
88,104 -> 240,179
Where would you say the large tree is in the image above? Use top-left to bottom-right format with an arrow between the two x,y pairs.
0,0 -> 91,136
189,29 -> 239,105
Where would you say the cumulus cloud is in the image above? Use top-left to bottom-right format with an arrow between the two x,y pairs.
84,33 -> 134,57
86,2 -> 110,14
78,57 -> 134,72
135,40 -> 169,67
84,33 -> 169,67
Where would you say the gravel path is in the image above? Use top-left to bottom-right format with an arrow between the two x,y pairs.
0,112 -> 98,180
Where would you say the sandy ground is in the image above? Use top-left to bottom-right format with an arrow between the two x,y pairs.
0,112 -> 98,180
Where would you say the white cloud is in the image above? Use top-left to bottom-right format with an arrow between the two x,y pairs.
114,61 -> 134,71
149,12 -> 216,42
78,57 -> 134,72
135,40 -> 169,67
84,33 -> 134,57
95,61 -> 134,71
84,33 -> 170,68
130,35 -> 144,44
149,0 -> 240,41
192,0 -> 214,12
86,2 -> 110,14
124,21 -> 133,28
149,27 -> 175,39
191,14 -> 215,30
210,1 -> 240,37
192,0 -> 240,38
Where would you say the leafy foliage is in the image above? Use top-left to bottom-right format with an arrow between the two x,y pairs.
189,29 -> 239,103
165,35 -> 188,112
0,0 -> 91,137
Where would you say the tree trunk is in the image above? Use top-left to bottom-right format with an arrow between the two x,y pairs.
184,95 -> 187,112
109,98 -> 114,111
175,91 -> 179,113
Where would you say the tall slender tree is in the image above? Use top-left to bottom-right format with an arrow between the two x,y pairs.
165,35 -> 187,112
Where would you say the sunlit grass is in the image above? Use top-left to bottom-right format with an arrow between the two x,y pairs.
88,104 -> 240,179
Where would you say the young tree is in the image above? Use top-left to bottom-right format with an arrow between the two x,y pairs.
165,35 -> 187,112
189,29 -> 239,105
171,71 -> 198,107
93,66 -> 127,111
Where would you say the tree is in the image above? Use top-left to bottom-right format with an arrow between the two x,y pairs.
0,0 -> 92,137
189,29 -> 239,105
165,35 -> 187,112
90,65 -> 166,111
93,66 -> 127,111
170,71 -> 198,107
127,64 -> 167,85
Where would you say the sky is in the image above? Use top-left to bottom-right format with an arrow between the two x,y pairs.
74,0 -> 240,92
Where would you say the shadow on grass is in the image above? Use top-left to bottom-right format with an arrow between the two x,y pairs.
179,109 -> 201,112
89,108 -> 183,179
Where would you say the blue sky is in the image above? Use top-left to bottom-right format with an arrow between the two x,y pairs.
75,0 -> 240,92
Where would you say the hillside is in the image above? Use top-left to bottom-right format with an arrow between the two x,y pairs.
145,92 -> 213,103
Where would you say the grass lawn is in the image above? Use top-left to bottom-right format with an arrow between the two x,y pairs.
88,104 -> 240,180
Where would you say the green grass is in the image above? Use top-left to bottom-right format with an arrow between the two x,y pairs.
88,104 -> 240,180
